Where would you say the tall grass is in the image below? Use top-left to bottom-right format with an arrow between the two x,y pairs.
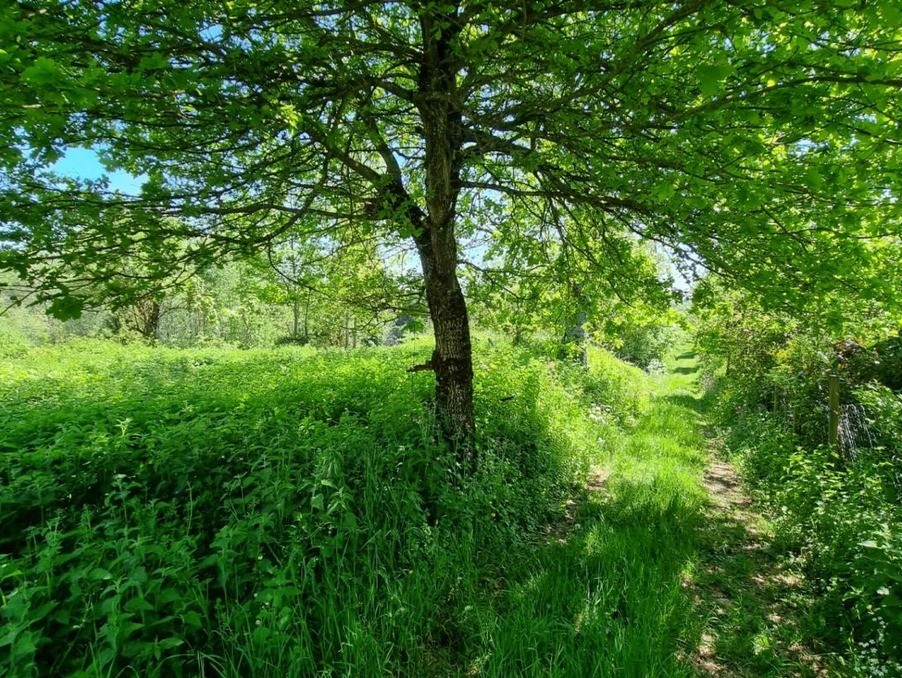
1,337 -> 645,676
459,356 -> 710,676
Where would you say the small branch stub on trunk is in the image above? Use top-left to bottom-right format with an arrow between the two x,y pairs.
407,359 -> 435,373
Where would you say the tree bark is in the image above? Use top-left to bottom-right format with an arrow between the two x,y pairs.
303,292 -> 310,343
560,276 -> 588,366
126,298 -> 161,342
414,229 -> 475,466
561,309 -> 588,367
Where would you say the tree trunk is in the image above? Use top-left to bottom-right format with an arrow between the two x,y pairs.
561,310 -> 588,367
415,232 -> 475,466
303,292 -> 310,343
559,281 -> 588,366
413,10 -> 476,467
127,298 -> 161,342
146,301 -> 161,342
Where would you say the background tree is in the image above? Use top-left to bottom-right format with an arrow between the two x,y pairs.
1,1 -> 899,464
249,235 -> 325,345
463,197 -> 676,364
247,234 -> 425,347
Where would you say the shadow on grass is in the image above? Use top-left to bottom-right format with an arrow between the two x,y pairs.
687,499 -> 827,676
665,388 -> 719,417
456,384 -> 713,676
460,481 -> 704,677
665,393 -> 706,412
673,365 -> 700,375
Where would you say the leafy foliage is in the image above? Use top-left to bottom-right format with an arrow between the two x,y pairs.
2,1 -> 898,304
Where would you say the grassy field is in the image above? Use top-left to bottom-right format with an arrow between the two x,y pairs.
1,339 -> 835,676
0,338 -> 641,675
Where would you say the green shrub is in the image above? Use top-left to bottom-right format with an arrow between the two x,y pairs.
613,323 -> 676,370
0,322 -> 32,359
714,373 -> 902,668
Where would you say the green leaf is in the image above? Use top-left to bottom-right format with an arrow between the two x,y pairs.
47,296 -> 84,321
137,53 -> 169,71
652,179 -> 676,201
156,637 -> 185,650
89,567 -> 113,581
697,63 -> 732,96
21,56 -> 64,86
125,597 -> 154,613
181,610 -> 202,630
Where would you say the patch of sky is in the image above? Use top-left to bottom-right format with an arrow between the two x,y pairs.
50,147 -> 145,196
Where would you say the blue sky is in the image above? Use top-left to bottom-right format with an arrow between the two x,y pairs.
50,147 -> 145,194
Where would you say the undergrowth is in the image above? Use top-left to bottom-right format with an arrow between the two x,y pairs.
0,337 -> 640,676
704,347 -> 902,675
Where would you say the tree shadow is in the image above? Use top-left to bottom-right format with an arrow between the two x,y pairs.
674,365 -> 699,375
654,365 -> 827,673
685,478 -> 830,676
665,392 -> 706,412
665,388 -> 720,418
460,476 -> 704,676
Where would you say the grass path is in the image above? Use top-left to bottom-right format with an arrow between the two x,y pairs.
459,351 -> 826,676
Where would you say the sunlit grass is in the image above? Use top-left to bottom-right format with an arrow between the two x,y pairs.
459,351 -> 710,676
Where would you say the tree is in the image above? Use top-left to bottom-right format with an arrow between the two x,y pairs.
1,1 -> 899,466
464,201 -> 676,362
246,234 -> 424,346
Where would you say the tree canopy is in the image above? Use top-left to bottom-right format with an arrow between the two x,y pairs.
1,0 -> 900,458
